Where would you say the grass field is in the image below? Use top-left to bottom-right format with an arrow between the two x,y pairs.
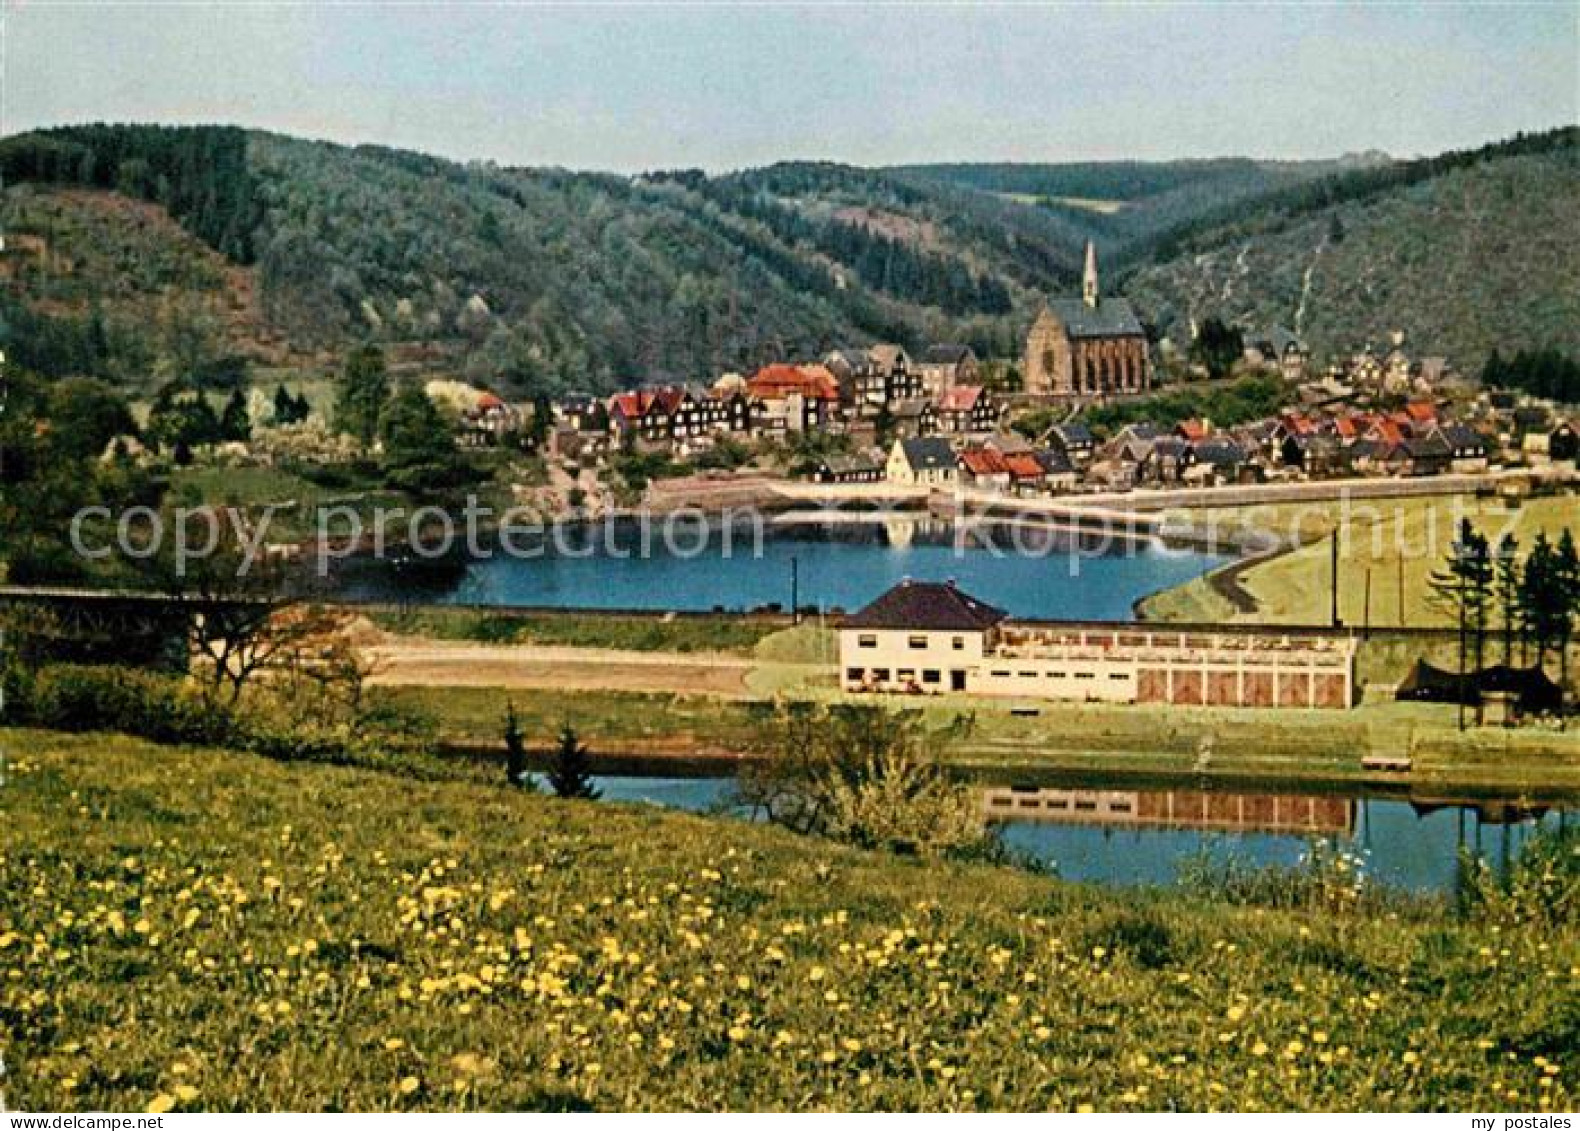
168,466 -> 409,542
1143,492 -> 1579,628
374,683 -> 1580,793
369,608 -> 786,656
2,730 -> 1574,1111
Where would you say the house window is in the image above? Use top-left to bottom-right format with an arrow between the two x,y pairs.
897,669 -> 916,682
872,668 -> 890,682
952,637 -> 965,650
858,635 -> 878,649
908,635 -> 929,650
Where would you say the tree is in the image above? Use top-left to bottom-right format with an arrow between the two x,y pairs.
274,384 -> 308,426
524,394 -> 553,452
1189,317 -> 1245,381
1554,530 -> 1579,725
546,724 -> 599,799
1430,518 -> 1494,676
219,388 -> 251,443
737,701 -> 991,859
378,384 -> 462,491
146,383 -> 222,453
153,511 -> 329,706
45,377 -> 136,461
335,344 -> 390,447
1519,533 -> 1563,667
503,702 -> 534,789
1494,534 -> 1522,665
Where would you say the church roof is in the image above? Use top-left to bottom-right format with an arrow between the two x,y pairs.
1041,297 -> 1146,340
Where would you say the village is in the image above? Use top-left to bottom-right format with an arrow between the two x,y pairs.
436,246 -> 1578,511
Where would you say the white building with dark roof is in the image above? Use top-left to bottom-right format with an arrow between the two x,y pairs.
840,580 -> 1358,708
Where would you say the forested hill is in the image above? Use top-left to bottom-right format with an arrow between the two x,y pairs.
0,126 -> 1103,394
1123,127 -> 1580,369
891,154 -> 1386,263
0,123 -> 1573,394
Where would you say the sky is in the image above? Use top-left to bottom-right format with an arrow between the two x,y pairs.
2,2 -> 1576,172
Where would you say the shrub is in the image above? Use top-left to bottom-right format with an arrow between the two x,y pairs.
1457,824 -> 1580,929
740,701 -> 995,860
16,664 -> 234,746
1176,841 -> 1396,916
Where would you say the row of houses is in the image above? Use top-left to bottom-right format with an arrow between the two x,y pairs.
808,389 -> 1571,499
522,342 -> 992,459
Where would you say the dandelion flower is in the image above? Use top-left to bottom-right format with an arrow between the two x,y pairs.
146,1094 -> 176,1114
398,1077 -> 421,1095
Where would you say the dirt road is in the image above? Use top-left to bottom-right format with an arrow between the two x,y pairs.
366,639 -> 759,697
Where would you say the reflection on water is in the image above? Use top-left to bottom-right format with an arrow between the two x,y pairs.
981,786 -> 1355,836
593,774 -> 1572,894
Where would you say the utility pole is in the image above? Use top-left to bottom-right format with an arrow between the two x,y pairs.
1363,568 -> 1373,639
1397,554 -> 1406,627
790,555 -> 800,626
1454,537 -> 1468,733
1330,530 -> 1341,627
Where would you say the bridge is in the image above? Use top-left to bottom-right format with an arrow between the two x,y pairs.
0,585 -> 272,668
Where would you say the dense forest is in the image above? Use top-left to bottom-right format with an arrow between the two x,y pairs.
1,123 -> 1575,394
0,124 -> 261,260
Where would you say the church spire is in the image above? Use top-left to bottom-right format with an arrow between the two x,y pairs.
1082,241 -> 1099,308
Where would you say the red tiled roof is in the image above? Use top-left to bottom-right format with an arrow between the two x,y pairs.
475,392 -> 505,410
609,391 -> 654,419
1371,420 -> 1407,447
958,448 -> 1009,477
1405,401 -> 1438,424
938,385 -> 983,412
1175,418 -> 1211,442
747,364 -> 839,401
1001,453 -> 1046,480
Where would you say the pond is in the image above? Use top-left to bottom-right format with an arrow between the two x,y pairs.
337,516 -> 1229,620
591,773 -> 1572,895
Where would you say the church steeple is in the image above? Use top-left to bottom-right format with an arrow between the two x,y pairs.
1082,241 -> 1099,309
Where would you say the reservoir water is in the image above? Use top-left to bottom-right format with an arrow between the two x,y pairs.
593,773 -> 1572,895
339,516 -> 1229,618
342,515 -> 1573,894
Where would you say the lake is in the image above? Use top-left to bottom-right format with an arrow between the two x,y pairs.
593,773 -> 1573,895
338,516 -> 1229,619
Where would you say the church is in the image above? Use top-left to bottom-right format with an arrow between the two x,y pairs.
1023,243 -> 1151,399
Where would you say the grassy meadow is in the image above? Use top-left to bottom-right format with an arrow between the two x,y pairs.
1143,493 -> 1577,628
369,607 -> 786,656
2,730 -> 1576,1112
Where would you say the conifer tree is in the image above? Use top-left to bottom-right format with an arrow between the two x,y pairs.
546,724 -> 600,800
